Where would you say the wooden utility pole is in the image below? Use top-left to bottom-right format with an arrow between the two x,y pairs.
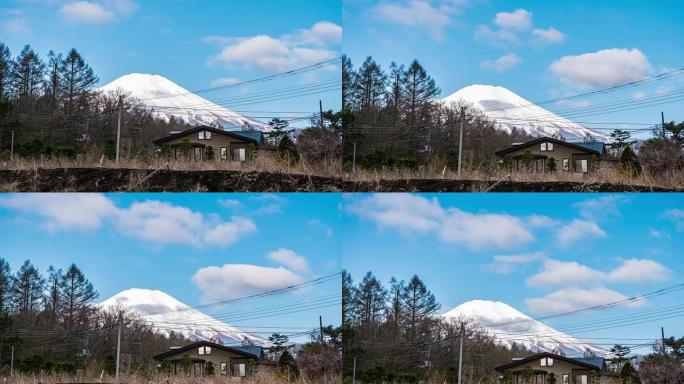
458,109 -> 464,177
352,357 -> 357,384
116,313 -> 122,381
662,326 -> 666,353
319,315 -> 324,342
116,96 -> 122,163
319,100 -> 324,128
10,345 -> 14,377
457,328 -> 464,384
661,112 -> 666,138
352,141 -> 357,173
10,129 -> 14,161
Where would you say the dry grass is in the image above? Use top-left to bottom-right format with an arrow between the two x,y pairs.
1,372 -> 340,384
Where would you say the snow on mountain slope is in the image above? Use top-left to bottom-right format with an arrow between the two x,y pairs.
443,300 -> 607,356
98,74 -> 269,130
99,288 -> 267,346
442,85 -> 609,141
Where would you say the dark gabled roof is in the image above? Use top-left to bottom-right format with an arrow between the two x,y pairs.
575,357 -> 605,370
495,137 -> 604,157
153,126 -> 263,145
569,141 -> 605,154
495,352 -> 603,372
153,340 -> 263,361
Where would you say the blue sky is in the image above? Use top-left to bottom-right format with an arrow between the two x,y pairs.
0,0 -> 341,126
0,193 -> 342,342
341,193 -> 684,353
344,0 -> 684,138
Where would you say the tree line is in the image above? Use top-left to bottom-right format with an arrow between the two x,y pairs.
342,55 -> 533,172
342,271 -> 529,383
0,257 -> 188,376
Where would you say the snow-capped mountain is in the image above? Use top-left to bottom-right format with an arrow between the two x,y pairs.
442,300 -> 607,356
442,85 -> 609,141
99,288 -> 267,346
98,73 -> 269,130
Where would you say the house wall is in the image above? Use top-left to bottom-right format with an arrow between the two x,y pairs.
163,130 -> 256,161
163,346 -> 259,377
501,357 -> 618,384
501,141 -> 600,172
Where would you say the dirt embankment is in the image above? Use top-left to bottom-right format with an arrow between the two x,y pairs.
0,168 -> 680,192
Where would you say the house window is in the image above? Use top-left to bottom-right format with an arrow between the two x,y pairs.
232,363 -> 246,377
562,374 -> 569,384
540,357 -> 554,367
547,142 -> 553,151
198,130 -> 212,140
562,158 -> 569,171
541,143 -> 547,151
575,159 -> 588,173
576,375 -> 588,384
198,346 -> 211,355
220,362 -> 228,376
220,147 -> 228,161
233,147 -> 246,162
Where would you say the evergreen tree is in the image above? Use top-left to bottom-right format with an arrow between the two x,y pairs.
11,260 -> 45,315
609,129 -> 633,154
620,146 -> 641,175
267,118 -> 289,144
400,274 -> 439,341
0,42 -> 11,100
342,54 -> 355,110
387,277 -> 404,341
45,50 -> 63,113
0,258 -> 11,313
342,270 -> 354,324
59,48 -> 98,115
400,60 -> 439,127
267,333 -> 290,358
354,56 -> 386,115
278,134 -> 299,165
387,61 -> 404,127
11,45 -> 44,101
45,265 -> 63,328
619,361 -> 640,384
353,272 -> 386,328
60,263 -> 98,329
278,349 -> 299,378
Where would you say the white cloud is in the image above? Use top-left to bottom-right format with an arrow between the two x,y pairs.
632,91 -> 647,100
526,214 -> 560,227
210,77 -> 240,87
483,252 -> 543,274
573,195 -> 629,220
494,9 -> 532,31
59,0 -> 137,24
267,248 -> 309,273
556,219 -> 607,247
252,193 -> 286,216
481,54 -> 521,72
209,21 -> 340,72
344,194 -> 534,249
308,219 -> 334,238
532,27 -> 565,43
192,264 -> 304,303
550,48 -> 652,89
526,287 -> 646,315
374,0 -> 451,40
649,229 -> 669,239
0,194 -> 256,247
608,258 -> 671,283
218,198 -> 242,208
555,99 -> 592,108
0,193 -> 117,232
475,24 -> 520,45
527,259 -> 605,287
2,15 -> 29,33
664,209 -> 684,231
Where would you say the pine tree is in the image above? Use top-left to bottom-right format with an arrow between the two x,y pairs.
11,260 -> 45,315
400,60 -> 439,127
342,55 -> 355,110
609,129 -> 633,155
620,146 -> 641,176
278,134 -> 299,165
353,271 -> 386,328
0,43 -> 11,100
0,258 -> 11,313
45,265 -> 63,328
387,62 -> 404,127
342,270 -> 354,324
267,333 -> 290,358
60,263 -> 98,329
45,50 -> 63,113
401,274 -> 439,341
59,48 -> 98,115
11,45 -> 45,103
267,118 -> 289,144
387,277 -> 404,341
355,56 -> 386,115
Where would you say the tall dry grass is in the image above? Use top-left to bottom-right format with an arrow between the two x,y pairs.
1,372 -> 340,384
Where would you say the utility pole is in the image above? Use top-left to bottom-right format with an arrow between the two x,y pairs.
319,100 -> 324,129
352,141 -> 357,173
661,326 -> 666,354
457,328 -> 464,384
10,345 -> 14,377
458,109 -> 464,177
116,312 -> 122,381
319,315 -> 324,342
116,95 -> 122,163
10,129 -> 14,161
352,356 -> 357,384
661,112 -> 666,138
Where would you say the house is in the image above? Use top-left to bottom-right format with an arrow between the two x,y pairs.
153,340 -> 268,378
495,137 -> 607,173
153,126 -> 265,162
495,352 -> 619,384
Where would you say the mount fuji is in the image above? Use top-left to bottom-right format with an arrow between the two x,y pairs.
98,74 -> 269,131
99,288 -> 268,346
442,85 -> 609,141
442,300 -> 607,357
